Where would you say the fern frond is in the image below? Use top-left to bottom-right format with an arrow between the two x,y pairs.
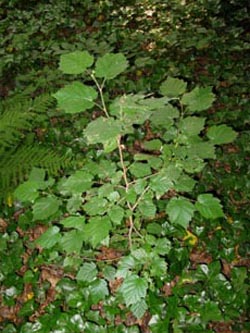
0,145 -> 70,197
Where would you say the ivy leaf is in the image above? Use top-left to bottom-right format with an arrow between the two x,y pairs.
76,262 -> 97,282
59,51 -> 94,74
35,226 -> 61,249
195,194 -> 224,219
207,125 -> 237,145
160,77 -> 187,97
59,170 -> 93,195
84,117 -> 122,145
131,299 -> 148,319
179,116 -> 205,136
83,216 -> 112,248
120,274 -> 148,306
60,230 -> 84,254
95,53 -> 128,80
32,196 -> 60,220
53,81 -> 97,114
89,279 -> 109,303
166,197 -> 195,229
182,87 -> 215,112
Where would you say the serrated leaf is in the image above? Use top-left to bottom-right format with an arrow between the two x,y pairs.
155,238 -> 171,255
150,256 -> 167,277
160,77 -> 187,97
84,117 -> 122,145
32,196 -> 60,220
120,275 -> 148,306
60,216 -> 85,230
195,194 -> 224,219
207,125 -> 237,145
60,170 -> 93,195
150,104 -> 179,129
89,279 -> 109,303
53,81 -> 97,113
179,116 -> 205,136
188,142 -> 215,159
166,197 -> 195,229
95,53 -> 128,79
60,230 -> 84,254
182,86 -> 215,112
35,226 -> 61,249
83,216 -> 112,248
108,206 -> 124,224
14,181 -> 39,202
84,197 -> 108,216
143,139 -> 162,151
131,299 -> 148,319
76,262 -> 97,282
116,255 -> 136,278
129,162 -> 151,178
59,50 -> 94,74
174,174 -> 196,192
138,199 -> 156,218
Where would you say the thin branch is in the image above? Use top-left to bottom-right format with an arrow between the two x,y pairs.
91,73 -> 109,118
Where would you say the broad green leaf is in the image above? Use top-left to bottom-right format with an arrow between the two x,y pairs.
89,279 -> 109,303
35,226 -> 61,249
160,77 -> 187,97
207,124 -> 237,145
28,167 -> 45,183
116,255 -> 136,278
131,299 -> 148,319
66,194 -> 83,213
60,230 -> 84,254
200,301 -> 222,322
59,51 -> 94,74
150,173 -> 173,198
84,197 -> 108,216
32,196 -> 60,220
143,139 -> 162,151
14,181 -> 39,202
95,53 -> 128,79
182,87 -> 215,112
166,197 -> 195,228
150,104 -> 179,129
138,199 -> 156,218
155,238 -> 171,255
195,194 -> 224,219
188,142 -> 215,159
174,174 -> 196,192
110,94 -> 152,126
84,117 -> 122,145
108,206 -> 124,224
60,216 -> 85,230
129,162 -> 151,178
150,257 -> 167,277
179,116 -> 205,136
76,262 -> 97,282
120,274 -> 148,306
59,170 -> 93,195
53,81 -> 97,114
83,216 -> 112,248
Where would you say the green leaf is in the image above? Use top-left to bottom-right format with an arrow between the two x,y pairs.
166,197 -> 195,229
207,125 -> 237,145
150,256 -> 167,277
84,117 -> 122,145
160,77 -> 187,97
138,199 -> 156,218
120,274 -> 148,306
89,279 -> 109,303
188,142 -> 215,159
14,181 -> 39,202
60,216 -> 85,230
60,230 -> 84,254
143,139 -> 162,151
76,262 -> 97,282
59,170 -> 93,195
179,116 -> 205,136
195,194 -> 224,219
155,238 -> 171,255
150,104 -> 179,129
200,301 -> 222,322
35,226 -> 61,249
129,162 -> 151,178
174,174 -> 196,192
83,216 -> 112,248
108,206 -> 124,224
32,196 -> 60,220
53,81 -> 97,114
95,53 -> 128,80
84,197 -> 108,216
131,299 -> 148,319
59,51 -> 94,74
182,87 -> 215,112
116,255 -> 136,278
